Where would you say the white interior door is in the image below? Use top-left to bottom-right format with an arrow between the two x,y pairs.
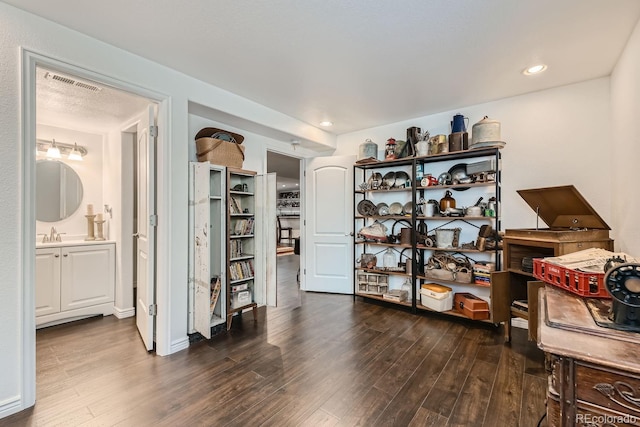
304,155 -> 355,294
256,173 -> 277,306
136,104 -> 157,351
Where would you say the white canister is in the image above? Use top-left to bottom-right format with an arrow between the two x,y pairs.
471,116 -> 501,146
416,140 -> 429,156
423,202 -> 436,217
358,139 -> 378,161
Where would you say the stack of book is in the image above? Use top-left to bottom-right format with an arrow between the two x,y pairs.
473,262 -> 495,286
511,299 -> 528,313
230,240 -> 244,258
230,197 -> 242,214
233,218 -> 254,236
229,260 -> 254,281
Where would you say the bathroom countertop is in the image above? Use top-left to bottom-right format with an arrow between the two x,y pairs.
36,239 -> 115,249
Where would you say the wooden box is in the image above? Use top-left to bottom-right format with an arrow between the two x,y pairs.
454,293 -> 490,320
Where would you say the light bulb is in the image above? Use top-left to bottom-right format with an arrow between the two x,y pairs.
46,139 -> 61,159
68,143 -> 83,161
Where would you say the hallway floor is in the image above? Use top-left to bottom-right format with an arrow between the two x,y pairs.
2,254 -> 547,426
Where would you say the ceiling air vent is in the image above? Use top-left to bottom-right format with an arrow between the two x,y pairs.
44,72 -> 102,92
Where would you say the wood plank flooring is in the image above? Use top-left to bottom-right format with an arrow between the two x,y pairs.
2,254 -> 548,426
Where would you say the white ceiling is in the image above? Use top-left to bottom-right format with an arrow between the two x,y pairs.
36,67 -> 152,133
10,0 -> 640,135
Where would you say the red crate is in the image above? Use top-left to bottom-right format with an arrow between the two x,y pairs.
532,259 -> 610,299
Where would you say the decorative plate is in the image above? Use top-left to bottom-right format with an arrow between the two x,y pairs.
376,202 -> 389,216
357,199 -> 377,216
389,202 -> 403,215
382,171 -> 396,188
394,171 -> 411,188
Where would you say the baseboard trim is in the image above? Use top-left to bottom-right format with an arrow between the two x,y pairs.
170,336 -> 190,354
0,395 -> 24,419
113,306 -> 135,319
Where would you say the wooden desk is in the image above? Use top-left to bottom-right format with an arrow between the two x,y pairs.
538,286 -> 640,426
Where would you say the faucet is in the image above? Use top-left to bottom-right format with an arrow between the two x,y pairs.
49,227 -> 57,242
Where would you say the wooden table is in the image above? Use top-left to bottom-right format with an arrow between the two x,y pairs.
538,286 -> 640,426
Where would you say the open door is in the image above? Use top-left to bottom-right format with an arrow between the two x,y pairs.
304,155 -> 355,294
135,104 -> 157,351
256,172 -> 277,306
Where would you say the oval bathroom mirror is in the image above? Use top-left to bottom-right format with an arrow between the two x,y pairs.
36,160 -> 84,222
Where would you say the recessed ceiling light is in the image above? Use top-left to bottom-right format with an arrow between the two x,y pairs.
523,64 -> 547,75
319,121 -> 333,127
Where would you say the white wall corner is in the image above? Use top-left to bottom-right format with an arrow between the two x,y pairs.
170,336 -> 190,354
113,306 -> 135,319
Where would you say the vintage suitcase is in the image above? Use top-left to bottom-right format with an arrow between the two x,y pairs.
454,293 -> 490,320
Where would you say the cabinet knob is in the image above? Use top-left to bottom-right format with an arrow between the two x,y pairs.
54,254 -> 59,258
63,254 -> 68,257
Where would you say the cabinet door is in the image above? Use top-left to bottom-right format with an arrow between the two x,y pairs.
60,244 -> 115,311
35,248 -> 61,316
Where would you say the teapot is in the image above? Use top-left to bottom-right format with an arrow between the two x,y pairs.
451,113 -> 469,133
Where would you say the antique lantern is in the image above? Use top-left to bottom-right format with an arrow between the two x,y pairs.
385,138 -> 397,160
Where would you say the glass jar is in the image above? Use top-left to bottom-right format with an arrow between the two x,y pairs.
401,278 -> 412,302
382,248 -> 396,268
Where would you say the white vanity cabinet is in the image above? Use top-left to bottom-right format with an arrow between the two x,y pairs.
35,247 -> 61,317
35,242 -> 115,327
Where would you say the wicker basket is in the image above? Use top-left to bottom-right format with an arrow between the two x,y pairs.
424,268 -> 473,283
424,268 -> 455,281
195,127 -> 245,168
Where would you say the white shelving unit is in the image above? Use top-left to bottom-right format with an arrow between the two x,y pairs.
189,162 -> 261,337
189,162 -> 226,338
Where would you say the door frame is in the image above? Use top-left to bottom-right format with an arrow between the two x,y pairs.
20,50 -> 170,406
265,149 -> 305,288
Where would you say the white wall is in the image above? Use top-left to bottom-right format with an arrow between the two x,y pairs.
336,78 -> 614,235
0,3 -> 335,418
2,0 -> 639,420
611,17 -> 640,256
35,125 -> 104,239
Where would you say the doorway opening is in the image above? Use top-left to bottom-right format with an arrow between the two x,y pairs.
267,151 -> 303,309
33,64 -> 158,348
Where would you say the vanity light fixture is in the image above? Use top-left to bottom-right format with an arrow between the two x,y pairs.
291,139 -> 300,151
46,139 -> 61,159
523,64 -> 547,76
68,143 -> 83,161
37,139 -> 88,160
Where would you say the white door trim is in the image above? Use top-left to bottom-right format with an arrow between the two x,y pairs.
20,49 -> 172,409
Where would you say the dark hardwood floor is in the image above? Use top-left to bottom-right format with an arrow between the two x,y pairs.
2,254 -> 547,426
